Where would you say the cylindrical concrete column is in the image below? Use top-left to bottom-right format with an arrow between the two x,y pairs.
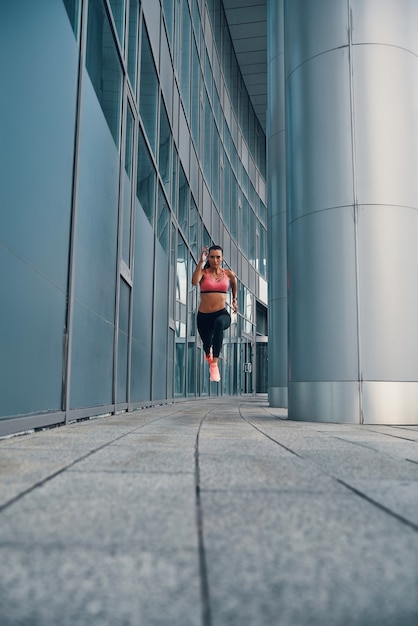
282,0 -> 418,423
267,0 -> 288,407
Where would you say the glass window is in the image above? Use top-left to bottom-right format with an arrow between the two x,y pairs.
213,0 -> 222,54
169,223 -> 176,319
125,107 -> 134,179
189,198 -> 198,258
242,166 -> 249,198
127,0 -> 139,91
230,177 -> 238,241
171,148 -> 178,214
63,0 -> 80,37
248,106 -> 256,156
190,39 -> 200,148
222,13 -> 231,90
203,226 -> 211,250
162,0 -> 175,52
136,128 -> 156,226
203,91 -> 212,184
175,342 -> 185,396
259,224 -> 267,278
180,0 -> 192,119
249,208 -> 256,268
173,0 -> 181,74
188,342 -> 196,396
213,85 -> 221,132
108,0 -> 125,45
244,288 -> 254,335
192,0 -> 201,45
86,0 -> 122,146
121,105 -> 135,265
176,237 -> 187,338
212,128 -> 220,208
223,156 -> 231,231
178,165 -> 189,236
117,277 -> 130,402
242,197 -> 249,258
175,237 -> 187,397
158,99 -> 171,199
224,120 -> 231,159
139,24 -> 158,154
157,185 -> 170,252
205,51 -> 212,100
230,51 -> 238,110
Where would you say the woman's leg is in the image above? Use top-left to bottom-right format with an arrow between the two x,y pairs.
212,311 -> 231,358
197,313 -> 214,357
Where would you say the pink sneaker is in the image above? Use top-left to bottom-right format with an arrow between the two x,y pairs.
205,348 -> 213,364
210,363 -> 220,382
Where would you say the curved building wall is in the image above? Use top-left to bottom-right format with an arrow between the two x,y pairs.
0,0 -> 268,436
268,0 -> 418,423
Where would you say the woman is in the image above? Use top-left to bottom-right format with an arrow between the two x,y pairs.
192,245 -> 238,382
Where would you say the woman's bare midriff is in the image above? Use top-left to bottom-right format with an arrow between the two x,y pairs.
198,292 -> 227,313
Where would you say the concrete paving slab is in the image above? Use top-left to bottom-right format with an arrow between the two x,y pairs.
0,472 -> 197,551
0,448 -> 90,507
201,489 -> 418,626
345,479 -> 418,527
1,397 -> 417,626
0,545 -> 201,626
71,443 -> 196,474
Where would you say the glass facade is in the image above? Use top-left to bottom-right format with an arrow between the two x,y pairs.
0,0 -> 268,435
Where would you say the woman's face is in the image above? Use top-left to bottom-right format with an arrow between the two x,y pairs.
208,249 -> 223,268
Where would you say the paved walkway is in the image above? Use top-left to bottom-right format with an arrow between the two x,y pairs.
0,397 -> 417,625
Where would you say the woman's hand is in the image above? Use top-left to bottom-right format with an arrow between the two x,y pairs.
192,247 -> 209,285
200,246 -> 209,265
232,298 -> 238,314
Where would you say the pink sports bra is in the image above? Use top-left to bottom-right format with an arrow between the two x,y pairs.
200,269 -> 230,294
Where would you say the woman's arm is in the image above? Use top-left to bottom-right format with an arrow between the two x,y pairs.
226,270 -> 238,313
191,247 -> 209,285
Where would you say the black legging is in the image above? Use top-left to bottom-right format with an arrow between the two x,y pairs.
197,308 -> 231,358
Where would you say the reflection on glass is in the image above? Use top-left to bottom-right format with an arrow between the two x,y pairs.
242,197 -> 249,258
189,200 -> 198,259
191,39 -> 200,148
171,149 -> 178,215
125,106 -> 134,178
244,288 -> 253,335
121,112 -> 133,266
175,342 -> 185,396
176,238 -> 187,338
136,128 -> 156,226
180,0 -> 191,119
86,0 -> 122,146
188,342 -> 195,396
127,0 -> 139,90
158,100 -> 171,198
157,185 -> 170,252
212,129 -> 220,207
203,91 -> 212,184
259,225 -> 267,278
249,209 -> 256,268
117,278 -> 130,402
175,239 -> 187,400
178,166 -> 188,237
63,0 -> 80,36
169,223 -> 176,320
108,0 -> 125,45
162,0 -> 175,51
223,156 -> 231,229
139,24 -> 158,154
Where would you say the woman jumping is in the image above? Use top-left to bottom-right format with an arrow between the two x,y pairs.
192,245 -> 238,382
